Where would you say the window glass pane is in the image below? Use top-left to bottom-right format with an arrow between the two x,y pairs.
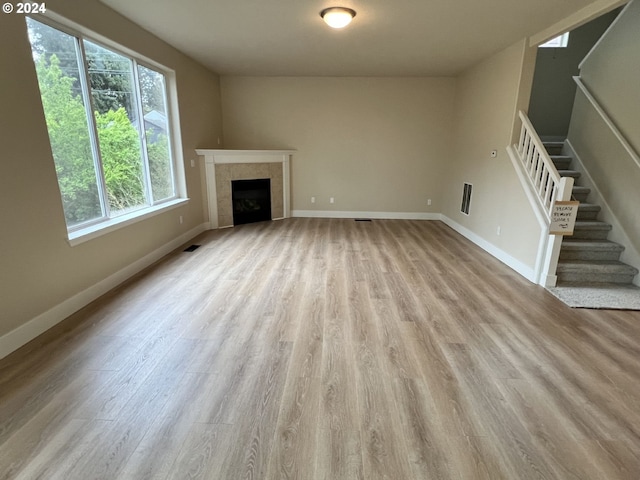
26,18 -> 103,227
138,65 -> 175,201
540,32 -> 570,48
84,40 -> 148,216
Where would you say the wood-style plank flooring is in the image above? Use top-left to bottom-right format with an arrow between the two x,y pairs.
1,218 -> 640,479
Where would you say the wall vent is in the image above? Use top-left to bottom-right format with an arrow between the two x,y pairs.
461,183 -> 472,215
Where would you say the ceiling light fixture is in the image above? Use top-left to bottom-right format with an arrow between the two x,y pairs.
320,7 -> 356,29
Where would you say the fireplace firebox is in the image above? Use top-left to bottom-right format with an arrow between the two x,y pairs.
231,178 -> 272,225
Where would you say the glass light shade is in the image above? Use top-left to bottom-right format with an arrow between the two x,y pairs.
321,7 -> 356,29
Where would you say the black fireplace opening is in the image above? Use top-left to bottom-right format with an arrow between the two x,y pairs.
231,178 -> 272,226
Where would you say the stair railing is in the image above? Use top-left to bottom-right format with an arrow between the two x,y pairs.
509,111 -> 574,286
516,111 -> 574,219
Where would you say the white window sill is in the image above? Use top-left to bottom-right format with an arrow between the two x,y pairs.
68,198 -> 189,246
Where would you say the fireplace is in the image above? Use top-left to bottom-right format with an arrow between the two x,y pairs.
196,149 -> 293,229
232,178 -> 272,225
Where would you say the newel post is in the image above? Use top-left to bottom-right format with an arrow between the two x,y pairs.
541,176 -> 574,287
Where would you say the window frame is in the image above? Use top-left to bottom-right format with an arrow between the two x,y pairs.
27,12 -> 188,245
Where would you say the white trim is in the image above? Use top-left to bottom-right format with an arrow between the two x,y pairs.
203,158 -> 219,229
195,149 -> 295,164
441,216 -> 537,284
69,198 -> 189,246
292,210 -> 441,220
573,77 -> 640,169
0,223 -> 207,360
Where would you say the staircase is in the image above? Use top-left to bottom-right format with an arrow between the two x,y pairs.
544,141 -> 639,286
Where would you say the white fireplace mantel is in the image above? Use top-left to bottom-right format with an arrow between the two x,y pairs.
196,149 -> 294,229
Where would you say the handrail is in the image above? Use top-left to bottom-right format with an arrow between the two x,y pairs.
515,111 -> 574,221
573,76 -> 640,170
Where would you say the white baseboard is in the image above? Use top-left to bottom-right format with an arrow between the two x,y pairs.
440,216 -> 537,283
292,210 -> 441,220
0,223 -> 208,360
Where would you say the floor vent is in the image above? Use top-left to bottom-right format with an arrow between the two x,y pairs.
461,183 -> 472,215
355,218 -> 372,222
183,245 -> 201,252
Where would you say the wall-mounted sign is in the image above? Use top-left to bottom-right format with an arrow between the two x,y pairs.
550,200 -> 579,235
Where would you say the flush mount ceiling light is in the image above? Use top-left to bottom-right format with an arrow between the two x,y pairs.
320,7 -> 356,29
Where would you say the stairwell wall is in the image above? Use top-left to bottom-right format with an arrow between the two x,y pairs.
527,9 -> 620,138
568,0 -> 640,277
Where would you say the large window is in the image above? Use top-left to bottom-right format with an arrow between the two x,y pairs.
26,16 -> 182,238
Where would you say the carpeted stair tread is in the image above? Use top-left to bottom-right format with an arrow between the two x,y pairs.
543,142 -> 564,155
558,170 -> 581,178
560,239 -> 625,261
557,260 -> 638,272
556,260 -> 639,284
571,220 -> 612,239
576,203 -> 601,220
572,185 -> 591,202
573,220 -> 611,229
554,281 -> 639,288
577,203 -> 600,212
561,239 -> 624,251
551,156 -> 572,169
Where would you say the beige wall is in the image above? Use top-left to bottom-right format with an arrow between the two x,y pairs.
220,71 -> 546,276
220,77 -> 455,214
442,40 -> 542,268
0,1 -> 221,340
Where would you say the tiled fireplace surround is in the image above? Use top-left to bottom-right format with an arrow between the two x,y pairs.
195,150 -> 293,228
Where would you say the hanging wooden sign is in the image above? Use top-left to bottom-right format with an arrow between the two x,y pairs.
550,201 -> 580,235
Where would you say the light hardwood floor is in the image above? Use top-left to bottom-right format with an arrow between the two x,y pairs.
1,218 -> 640,479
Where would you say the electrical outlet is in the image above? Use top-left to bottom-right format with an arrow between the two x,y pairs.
190,159 -> 195,168
496,226 -> 501,235
179,215 -> 183,224
427,198 -> 432,206
311,196 -> 316,204
330,197 -> 335,204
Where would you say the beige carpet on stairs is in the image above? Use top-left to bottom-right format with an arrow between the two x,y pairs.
548,283 -> 640,310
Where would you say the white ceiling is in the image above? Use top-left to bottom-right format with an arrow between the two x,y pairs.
99,0 -> 598,76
